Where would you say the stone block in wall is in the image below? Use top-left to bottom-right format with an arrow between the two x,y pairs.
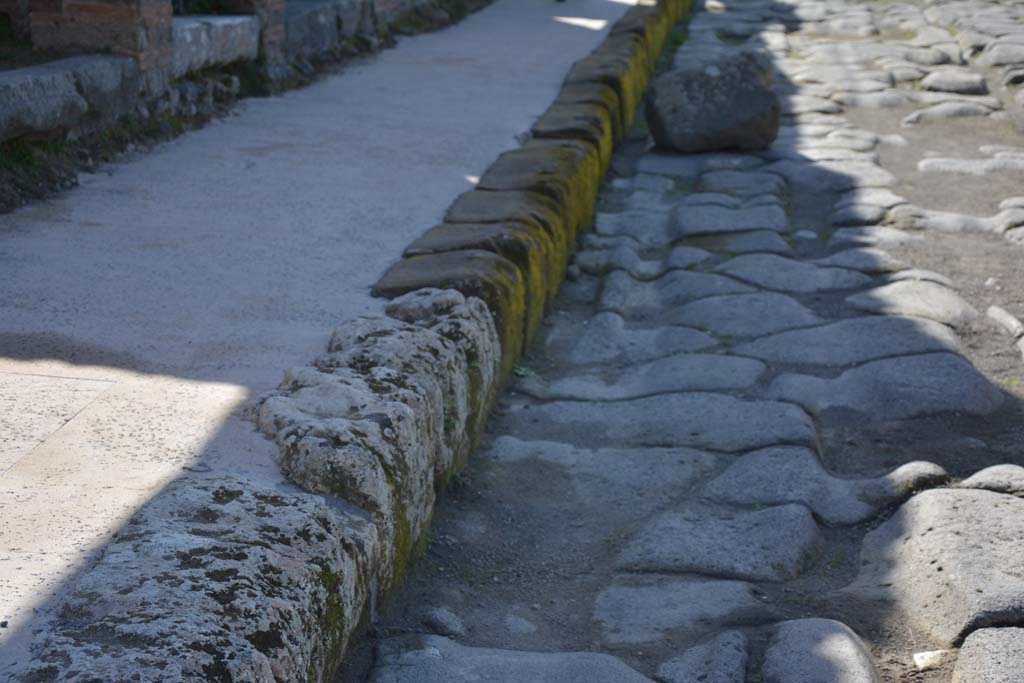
0,54 -> 137,142
171,15 -> 260,79
285,0 -> 374,61
29,0 -> 172,75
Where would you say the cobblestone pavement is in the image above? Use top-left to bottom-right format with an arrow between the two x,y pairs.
342,1 -> 1024,681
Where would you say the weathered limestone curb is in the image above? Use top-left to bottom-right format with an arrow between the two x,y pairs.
374,0 -> 693,373
0,2 -> 692,680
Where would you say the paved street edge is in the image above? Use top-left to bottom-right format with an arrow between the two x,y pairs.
2,1 -> 693,681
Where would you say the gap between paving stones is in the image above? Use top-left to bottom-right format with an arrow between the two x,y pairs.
0,1 -> 693,681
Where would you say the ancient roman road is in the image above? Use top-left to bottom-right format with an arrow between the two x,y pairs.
0,0 -> 635,654
352,1 -> 1024,681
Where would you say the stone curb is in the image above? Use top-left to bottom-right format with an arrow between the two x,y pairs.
373,0 -> 693,375
0,2 -> 692,680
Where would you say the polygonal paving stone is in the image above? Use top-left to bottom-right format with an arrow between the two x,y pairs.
369,635 -> 654,683
846,488 -> 1024,646
674,292 -> 824,337
618,504 -> 821,581
846,280 -> 978,328
672,203 -> 790,237
732,316 -> 961,366
656,631 -> 748,683
762,619 -> 881,683
600,270 -> 755,319
542,312 -> 717,365
594,209 -> 673,246
958,464 -> 1024,497
813,248 -> 907,273
953,628 -> 1024,683
514,393 -> 816,452
515,353 -> 765,401
704,446 -> 947,526
575,244 -> 710,280
594,577 -> 775,645
699,170 -> 788,197
768,353 -> 1003,419
715,254 -> 873,292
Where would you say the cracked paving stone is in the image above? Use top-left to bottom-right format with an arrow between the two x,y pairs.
618,504 -> 821,582
704,446 -> 947,526
762,619 -> 881,683
656,631 -> 748,683
958,464 -> 1024,497
510,393 -> 816,452
768,352 -> 1003,419
953,628 -> 1024,683
846,280 -> 978,328
671,204 -> 790,237
845,489 -> 1024,646
542,311 -> 717,365
812,248 -> 907,273
599,270 -> 755,319
594,577 -> 775,645
715,254 -> 873,293
674,292 -> 824,337
732,316 -> 961,366
369,635 -> 654,683
515,353 -> 765,401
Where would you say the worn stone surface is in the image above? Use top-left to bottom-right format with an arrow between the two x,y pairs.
674,292 -> 823,337
516,353 -> 765,400
594,577 -> 775,644
732,316 -> 961,366
542,311 -> 717,365
646,51 -> 780,153
848,489 -> 1024,645
2,477 -> 379,682
715,253 -> 872,292
763,619 -> 881,683
656,631 -> 748,683
705,446 -> 947,526
952,628 -> 1024,683
172,16 -> 261,79
770,353 -> 1003,419
847,280 -> 978,328
600,270 -> 755,318
672,202 -> 790,237
515,393 -> 816,452
370,635 -> 654,682
619,504 -> 821,581
813,248 -> 907,273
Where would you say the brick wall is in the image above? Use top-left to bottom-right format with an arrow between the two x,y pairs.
28,0 -> 172,71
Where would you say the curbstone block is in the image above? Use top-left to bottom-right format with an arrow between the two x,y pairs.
372,252 -> 527,377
